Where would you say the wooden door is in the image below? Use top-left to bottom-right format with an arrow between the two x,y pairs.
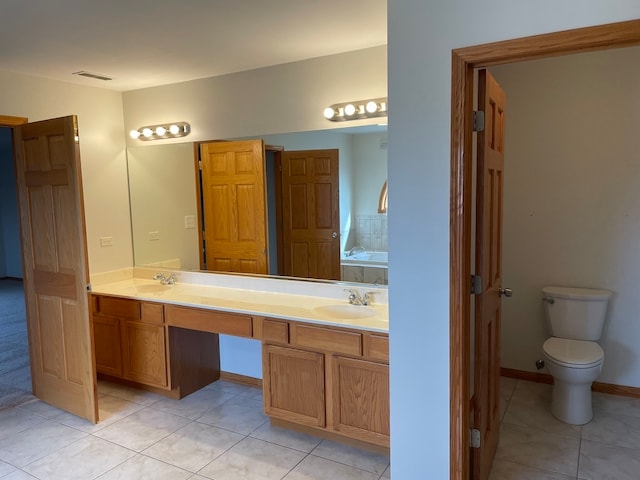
199,140 -> 268,274
473,70 -> 506,480
14,115 -> 98,422
280,149 -> 340,280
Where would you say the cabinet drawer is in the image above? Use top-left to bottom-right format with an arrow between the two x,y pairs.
363,334 -> 389,362
94,295 -> 139,320
290,323 -> 361,356
263,319 -> 289,344
166,305 -> 253,337
141,302 -> 164,324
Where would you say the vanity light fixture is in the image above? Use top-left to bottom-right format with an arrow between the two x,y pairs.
323,97 -> 387,122
129,121 -> 191,141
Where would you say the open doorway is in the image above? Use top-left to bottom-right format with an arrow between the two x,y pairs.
0,126 -> 32,409
449,19 -> 640,480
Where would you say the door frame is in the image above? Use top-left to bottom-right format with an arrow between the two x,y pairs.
449,19 -> 640,479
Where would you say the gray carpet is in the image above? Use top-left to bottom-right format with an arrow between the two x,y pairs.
0,279 -> 35,410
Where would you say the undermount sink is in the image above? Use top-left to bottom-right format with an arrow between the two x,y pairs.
315,304 -> 376,319
124,284 -> 173,294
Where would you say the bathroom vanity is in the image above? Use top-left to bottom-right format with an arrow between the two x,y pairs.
91,272 -> 389,450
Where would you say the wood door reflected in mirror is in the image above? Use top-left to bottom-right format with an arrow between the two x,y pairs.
127,126 -> 389,285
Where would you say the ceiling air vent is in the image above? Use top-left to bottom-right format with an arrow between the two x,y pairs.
72,71 -> 113,81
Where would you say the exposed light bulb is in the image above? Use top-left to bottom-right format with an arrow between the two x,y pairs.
365,101 -> 378,114
323,107 -> 336,120
142,128 -> 153,138
129,129 -> 141,139
155,126 -> 167,136
169,124 -> 180,134
344,104 -> 356,116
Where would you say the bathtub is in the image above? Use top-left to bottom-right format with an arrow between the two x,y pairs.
341,250 -> 388,268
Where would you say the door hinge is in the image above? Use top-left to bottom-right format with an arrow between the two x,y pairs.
198,160 -> 203,170
470,428 -> 481,448
473,110 -> 485,132
470,274 -> 482,295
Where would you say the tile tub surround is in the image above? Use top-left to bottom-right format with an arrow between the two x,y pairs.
91,267 -> 389,333
0,379 -> 391,480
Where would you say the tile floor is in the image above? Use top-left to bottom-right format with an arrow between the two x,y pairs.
491,377 -> 640,480
0,379 -> 390,480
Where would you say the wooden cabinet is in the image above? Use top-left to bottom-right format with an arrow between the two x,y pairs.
93,315 -> 122,377
263,344 -> 325,427
331,356 -> 390,445
262,319 -> 389,448
121,320 -> 167,387
91,295 -> 167,389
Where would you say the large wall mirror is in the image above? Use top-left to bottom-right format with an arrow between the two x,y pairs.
127,125 -> 388,286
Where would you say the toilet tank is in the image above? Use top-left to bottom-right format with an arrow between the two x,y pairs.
542,286 -> 612,341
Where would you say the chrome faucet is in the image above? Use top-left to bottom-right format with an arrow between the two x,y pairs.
153,272 -> 176,285
345,288 -> 374,306
346,245 -> 366,257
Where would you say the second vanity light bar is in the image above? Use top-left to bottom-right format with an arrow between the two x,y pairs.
323,97 -> 388,122
130,122 -> 191,141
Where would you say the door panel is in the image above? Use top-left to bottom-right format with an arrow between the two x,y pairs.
473,70 -> 506,480
199,140 -> 268,274
281,149 -> 340,280
15,115 -> 98,422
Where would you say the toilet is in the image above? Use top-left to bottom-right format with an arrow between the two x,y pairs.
542,286 -> 612,425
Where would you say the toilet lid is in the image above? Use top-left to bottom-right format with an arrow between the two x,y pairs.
543,337 -> 604,367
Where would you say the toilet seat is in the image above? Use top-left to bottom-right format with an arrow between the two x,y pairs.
543,337 -> 604,368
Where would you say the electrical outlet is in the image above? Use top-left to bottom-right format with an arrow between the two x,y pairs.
100,236 -> 113,247
184,215 -> 196,229
148,231 -> 160,241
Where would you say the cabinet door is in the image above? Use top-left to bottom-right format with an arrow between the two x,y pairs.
331,356 -> 390,447
263,344 -> 325,427
121,321 -> 168,388
92,315 -> 122,377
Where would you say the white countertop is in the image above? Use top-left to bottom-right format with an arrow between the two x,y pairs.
91,273 -> 389,333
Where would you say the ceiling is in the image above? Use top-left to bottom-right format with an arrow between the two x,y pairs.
0,0 -> 387,92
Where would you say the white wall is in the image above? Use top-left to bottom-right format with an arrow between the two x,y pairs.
353,132 -> 388,216
122,46 -> 387,145
0,71 -> 131,275
490,46 -> 640,387
388,3 -> 640,478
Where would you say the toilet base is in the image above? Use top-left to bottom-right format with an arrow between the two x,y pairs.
551,379 -> 593,425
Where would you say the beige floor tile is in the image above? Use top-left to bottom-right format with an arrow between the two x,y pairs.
97,454 -> 193,480
143,421 -> 243,472
581,410 -> 640,450
489,458 -> 578,479
0,419 -> 87,467
592,391 -> 640,418
0,459 -> 17,476
94,407 -> 190,452
197,396 -> 268,435
250,422 -> 322,453
16,400 -> 65,419
494,422 -> 579,477
97,381 -> 164,406
2,470 -> 38,479
153,387 -> 236,420
310,440 -> 389,475
579,439 -> 640,480
284,455 -> 380,480
381,464 -> 390,479
22,435 -> 135,480
502,395 -> 581,438
0,408 -> 47,441
206,380 -> 263,398
54,394 -> 145,433
198,436 -> 306,480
